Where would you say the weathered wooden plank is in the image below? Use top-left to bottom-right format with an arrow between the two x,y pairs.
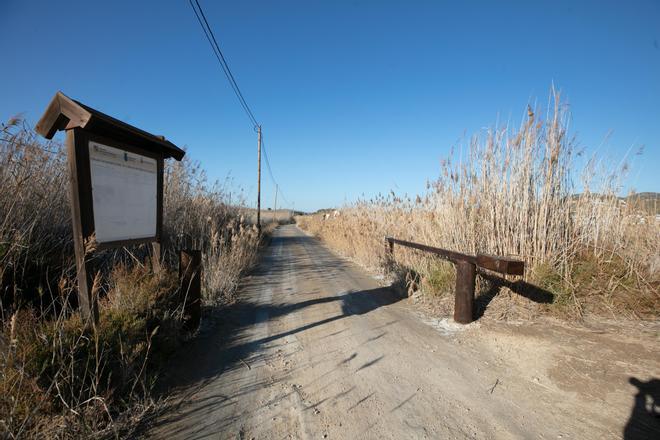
36,91 -> 185,160
179,250 -> 202,332
385,237 -> 525,276
67,129 -> 98,325
454,260 -> 476,324
385,237 -> 477,264
35,92 -> 92,138
476,254 -> 525,276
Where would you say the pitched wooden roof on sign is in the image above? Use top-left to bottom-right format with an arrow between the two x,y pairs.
35,91 -> 185,161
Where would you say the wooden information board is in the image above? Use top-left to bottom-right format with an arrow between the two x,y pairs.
89,141 -> 158,243
36,92 -> 185,324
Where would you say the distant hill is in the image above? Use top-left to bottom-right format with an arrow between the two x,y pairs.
570,192 -> 659,215
624,192 -> 659,215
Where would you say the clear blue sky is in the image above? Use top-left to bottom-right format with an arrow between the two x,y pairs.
1,0 -> 659,212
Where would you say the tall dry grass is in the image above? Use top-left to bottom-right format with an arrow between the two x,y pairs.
0,118 -> 72,313
297,90 -> 659,319
1,265 -> 183,438
162,155 -> 261,303
0,118 -> 264,438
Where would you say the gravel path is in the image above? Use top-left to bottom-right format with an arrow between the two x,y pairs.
145,225 -> 660,440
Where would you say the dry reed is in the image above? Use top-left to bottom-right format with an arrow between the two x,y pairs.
297,89 -> 659,319
0,118 -> 265,438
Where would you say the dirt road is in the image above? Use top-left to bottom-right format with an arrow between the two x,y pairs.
146,225 -> 660,439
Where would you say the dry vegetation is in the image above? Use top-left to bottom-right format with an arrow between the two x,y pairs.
297,90 -> 659,320
0,118 -> 264,438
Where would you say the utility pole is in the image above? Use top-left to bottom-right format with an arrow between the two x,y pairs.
257,125 -> 262,235
274,184 -> 278,221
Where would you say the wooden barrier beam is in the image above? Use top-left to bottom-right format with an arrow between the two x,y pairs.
476,254 -> 525,276
385,237 -> 476,264
385,237 -> 525,275
385,236 -> 525,324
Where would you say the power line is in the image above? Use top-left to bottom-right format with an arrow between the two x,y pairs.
188,0 -> 259,129
261,135 -> 290,205
261,137 -> 276,185
187,0 -> 292,209
262,137 -> 290,206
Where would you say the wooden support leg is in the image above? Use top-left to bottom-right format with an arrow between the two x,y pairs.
385,238 -> 394,260
73,246 -> 98,326
179,250 -> 202,331
454,260 -> 476,324
152,242 -> 162,274
66,129 -> 98,326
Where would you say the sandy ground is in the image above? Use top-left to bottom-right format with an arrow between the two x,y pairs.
143,225 -> 660,440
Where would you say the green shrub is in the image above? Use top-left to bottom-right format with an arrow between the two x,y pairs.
422,261 -> 455,296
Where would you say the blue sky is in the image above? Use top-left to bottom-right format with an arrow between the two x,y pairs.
1,0 -> 659,212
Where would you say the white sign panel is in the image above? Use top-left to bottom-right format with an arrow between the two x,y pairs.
88,141 -> 157,243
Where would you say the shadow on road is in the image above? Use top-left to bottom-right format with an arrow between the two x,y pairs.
232,285 -> 404,351
138,230 -> 405,437
475,272 -> 555,319
157,283 -> 403,392
624,377 -> 660,439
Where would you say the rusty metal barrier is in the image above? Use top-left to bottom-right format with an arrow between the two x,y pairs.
385,237 -> 524,324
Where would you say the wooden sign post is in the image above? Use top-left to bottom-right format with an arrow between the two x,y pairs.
36,92 -> 185,325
